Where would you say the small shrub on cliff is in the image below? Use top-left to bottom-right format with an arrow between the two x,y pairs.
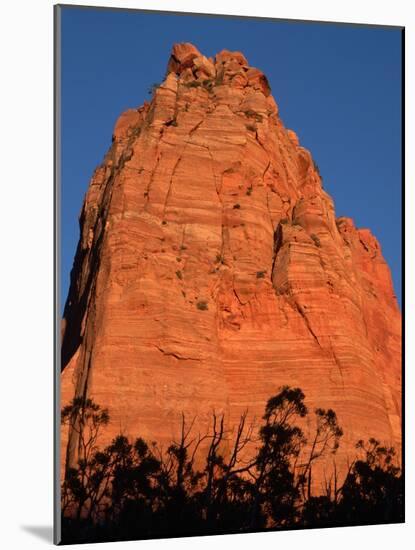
313,159 -> 322,179
175,270 -> 183,280
184,80 -> 201,88
310,233 -> 321,247
215,254 -> 224,264
202,79 -> 214,90
233,203 -> 241,209
244,110 -> 263,122
148,82 -> 160,95
196,300 -> 209,311
256,271 -> 266,279
246,185 -> 253,196
215,72 -> 224,86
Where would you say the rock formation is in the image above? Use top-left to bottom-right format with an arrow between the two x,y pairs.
61,43 -> 401,483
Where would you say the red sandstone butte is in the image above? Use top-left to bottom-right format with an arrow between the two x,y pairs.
61,44 -> 401,482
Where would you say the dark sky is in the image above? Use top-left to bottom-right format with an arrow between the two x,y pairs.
60,7 -> 402,309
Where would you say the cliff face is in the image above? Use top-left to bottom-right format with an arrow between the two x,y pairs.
61,43 -> 401,478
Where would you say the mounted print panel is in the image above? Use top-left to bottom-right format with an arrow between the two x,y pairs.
54,4 -> 404,545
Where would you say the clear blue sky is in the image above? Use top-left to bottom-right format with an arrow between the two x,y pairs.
60,6 -> 402,309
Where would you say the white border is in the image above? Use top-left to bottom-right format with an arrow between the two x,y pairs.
1,0 -> 412,548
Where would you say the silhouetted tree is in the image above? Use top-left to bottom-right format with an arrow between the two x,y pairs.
295,407 -> 343,502
246,387 -> 307,529
336,438 -> 403,525
300,438 -> 403,528
60,388 -> 402,544
61,397 -> 109,521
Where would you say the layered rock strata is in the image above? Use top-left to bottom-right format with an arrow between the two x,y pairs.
61,43 -> 401,482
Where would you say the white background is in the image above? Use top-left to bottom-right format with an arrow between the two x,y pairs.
0,0 -> 412,548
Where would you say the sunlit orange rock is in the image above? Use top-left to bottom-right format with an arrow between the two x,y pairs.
61,44 -> 401,484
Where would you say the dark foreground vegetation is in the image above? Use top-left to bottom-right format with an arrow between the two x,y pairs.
60,387 -> 403,544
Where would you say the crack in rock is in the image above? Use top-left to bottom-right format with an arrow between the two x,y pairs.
154,345 -> 202,362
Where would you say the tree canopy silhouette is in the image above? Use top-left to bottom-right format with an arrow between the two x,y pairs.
60,387 -> 402,544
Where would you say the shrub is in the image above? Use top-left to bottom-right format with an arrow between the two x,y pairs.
202,79 -> 214,89
215,72 -> 224,86
313,159 -> 322,178
280,218 -> 289,225
233,203 -> 241,209
256,271 -> 266,279
196,300 -> 208,311
148,82 -> 160,95
246,123 -> 256,132
310,233 -> 321,247
215,254 -> 224,264
175,270 -> 183,280
184,80 -> 201,88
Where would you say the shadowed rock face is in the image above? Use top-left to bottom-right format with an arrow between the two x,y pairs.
61,43 -> 401,481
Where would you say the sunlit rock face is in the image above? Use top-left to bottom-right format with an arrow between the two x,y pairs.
61,43 -> 401,483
